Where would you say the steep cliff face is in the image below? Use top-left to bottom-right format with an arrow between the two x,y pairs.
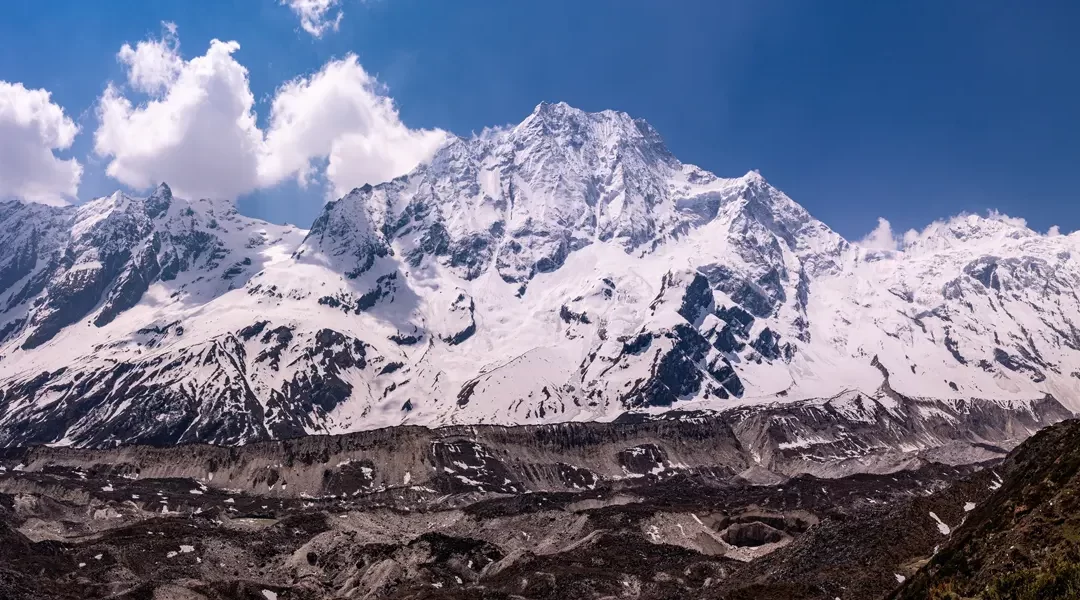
1,102 -> 1078,449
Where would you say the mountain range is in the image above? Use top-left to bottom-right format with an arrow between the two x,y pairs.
1,101 -> 1077,449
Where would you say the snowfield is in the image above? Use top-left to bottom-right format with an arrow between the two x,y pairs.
0,101 -> 1077,447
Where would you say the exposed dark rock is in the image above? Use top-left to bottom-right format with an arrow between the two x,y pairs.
751,328 -> 783,361
0,318 -> 25,344
943,331 -> 967,364
621,324 -> 711,409
707,354 -> 744,397
23,249 -> 130,348
255,326 -> 294,370
448,232 -> 495,280
238,320 -> 269,341
389,332 -> 422,345
716,304 -> 755,334
0,229 -> 40,297
993,347 -> 1046,382
964,255 -> 1001,290
379,362 -> 404,375
457,379 -> 480,407
559,305 -> 591,324
440,292 -> 476,345
618,334 -> 650,357
677,273 -> 714,325
700,265 -> 779,319
317,295 -> 342,308
144,183 -> 172,219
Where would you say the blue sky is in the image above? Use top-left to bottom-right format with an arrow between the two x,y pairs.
0,0 -> 1077,242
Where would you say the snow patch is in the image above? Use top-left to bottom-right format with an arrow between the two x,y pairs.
929,511 -> 951,535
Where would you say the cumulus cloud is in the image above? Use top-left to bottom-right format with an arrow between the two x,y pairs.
1048,225 -> 1062,237
261,55 -> 447,197
95,33 -> 263,200
116,22 -> 183,95
0,81 -> 82,205
94,26 -> 442,202
282,0 -> 343,37
857,217 -> 901,251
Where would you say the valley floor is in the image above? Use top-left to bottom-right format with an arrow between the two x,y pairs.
6,417 -> 1075,599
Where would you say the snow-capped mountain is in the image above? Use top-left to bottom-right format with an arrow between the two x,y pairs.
0,102 -> 1077,448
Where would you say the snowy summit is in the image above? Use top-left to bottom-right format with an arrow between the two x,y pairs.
0,103 -> 1077,447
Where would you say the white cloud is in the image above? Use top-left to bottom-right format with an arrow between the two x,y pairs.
1048,225 -> 1062,237
858,217 -> 901,251
95,34 -> 263,200
0,81 -> 82,205
117,22 -> 183,95
261,55 -> 447,197
282,0 -> 343,37
94,27 -> 446,202
985,209 -> 1028,229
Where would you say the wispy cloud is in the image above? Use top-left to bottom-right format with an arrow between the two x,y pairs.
281,0 -> 344,38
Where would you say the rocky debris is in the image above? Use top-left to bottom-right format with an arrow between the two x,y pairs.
720,520 -> 789,547
430,440 -> 526,494
0,423 -> 1036,600
0,394 -> 1068,503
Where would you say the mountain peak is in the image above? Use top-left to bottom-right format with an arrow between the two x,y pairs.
298,186 -> 389,277
5,102 -> 1078,453
741,169 -> 767,184
149,182 -> 173,201
146,182 -> 173,218
511,101 -> 674,170
531,100 -> 573,115
900,211 -> 1038,254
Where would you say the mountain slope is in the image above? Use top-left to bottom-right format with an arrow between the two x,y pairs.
895,418 -> 1080,599
0,102 -> 1077,448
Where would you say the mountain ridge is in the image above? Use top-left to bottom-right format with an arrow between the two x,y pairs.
0,101 -> 1077,450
